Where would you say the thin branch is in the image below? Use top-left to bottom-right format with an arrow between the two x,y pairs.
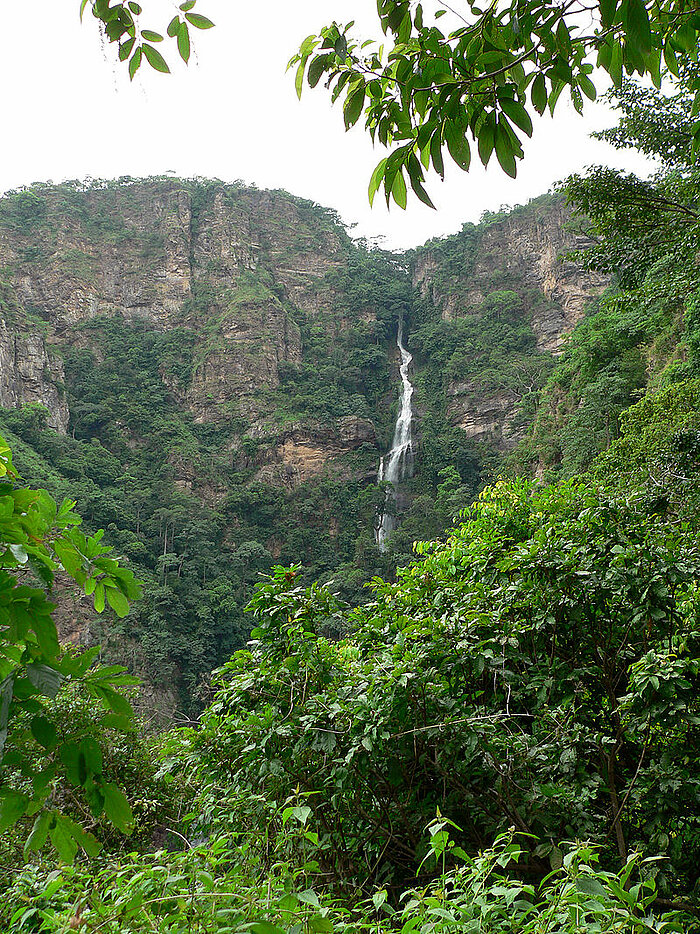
605,722 -> 651,845
390,712 -> 531,738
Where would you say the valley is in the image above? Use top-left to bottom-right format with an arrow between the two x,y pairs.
1,155 -> 699,925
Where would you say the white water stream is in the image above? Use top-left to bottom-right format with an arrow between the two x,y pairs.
376,317 -> 415,551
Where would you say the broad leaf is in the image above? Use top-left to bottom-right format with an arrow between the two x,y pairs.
102,781 -> 134,833
26,663 -> 63,698
0,790 -> 29,832
142,43 -> 170,73
185,12 -> 214,29
30,715 -> 57,750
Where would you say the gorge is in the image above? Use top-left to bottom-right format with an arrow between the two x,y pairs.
4,60 -> 700,923
0,178 -> 609,714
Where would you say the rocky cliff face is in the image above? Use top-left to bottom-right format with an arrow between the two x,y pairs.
253,416 -> 377,488
445,380 -> 524,449
412,196 -> 608,450
0,318 -> 69,432
0,184 -> 603,469
413,197 -> 607,352
0,180 -> 378,474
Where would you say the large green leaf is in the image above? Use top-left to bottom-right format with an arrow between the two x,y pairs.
185,12 -> 214,29
391,169 -> 407,209
368,157 -> 388,206
79,736 -> 104,776
494,123 -> 517,177
30,715 -> 57,750
0,789 -> 29,831
92,683 -> 135,718
128,46 -> 143,79
624,0 -> 652,56
177,25 -> 191,63
26,663 -> 63,698
142,43 -> 170,73
105,585 -> 130,618
102,782 -> 134,833
499,97 -> 533,137
445,124 -> 471,171
24,810 -> 52,854
30,612 -> 60,659
49,815 -> 79,864
343,85 -> 365,129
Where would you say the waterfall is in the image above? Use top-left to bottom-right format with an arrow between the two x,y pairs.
376,317 -> 415,551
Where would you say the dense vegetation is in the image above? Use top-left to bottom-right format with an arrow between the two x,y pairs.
2,461 -> 698,930
519,67 -> 700,481
3,68 -> 700,932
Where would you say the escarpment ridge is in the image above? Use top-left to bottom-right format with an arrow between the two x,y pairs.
0,179 -> 603,713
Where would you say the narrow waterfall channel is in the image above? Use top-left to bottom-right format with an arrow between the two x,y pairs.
376,317 -> 415,551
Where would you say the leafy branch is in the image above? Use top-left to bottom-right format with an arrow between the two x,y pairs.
81,0 -> 214,78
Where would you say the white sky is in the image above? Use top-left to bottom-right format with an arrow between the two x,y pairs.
1,0 -> 654,250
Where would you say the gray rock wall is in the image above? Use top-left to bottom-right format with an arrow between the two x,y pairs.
0,319 -> 69,432
412,198 -> 608,449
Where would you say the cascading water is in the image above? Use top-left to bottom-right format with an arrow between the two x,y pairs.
376,317 -> 415,551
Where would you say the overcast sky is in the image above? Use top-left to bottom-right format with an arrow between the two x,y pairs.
1,0 -> 654,250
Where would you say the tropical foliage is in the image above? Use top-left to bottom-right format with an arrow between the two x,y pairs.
0,434 -> 140,863
2,472 -> 698,929
291,0 -> 700,204
82,0 -> 214,78
193,482 -> 700,894
1,829 -> 685,933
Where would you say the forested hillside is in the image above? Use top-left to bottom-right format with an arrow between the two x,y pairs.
0,178 -> 405,712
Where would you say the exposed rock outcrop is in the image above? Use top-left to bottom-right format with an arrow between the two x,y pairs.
0,319 -> 69,432
446,381 -> 525,451
412,197 -> 608,450
0,180 -> 364,445
413,198 -> 607,353
255,416 -> 377,487
0,179 -> 385,717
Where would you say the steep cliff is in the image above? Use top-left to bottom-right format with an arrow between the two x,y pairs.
0,180 -> 384,447
410,195 -> 608,454
0,278 -> 70,432
0,319 -> 69,433
413,196 -> 607,351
